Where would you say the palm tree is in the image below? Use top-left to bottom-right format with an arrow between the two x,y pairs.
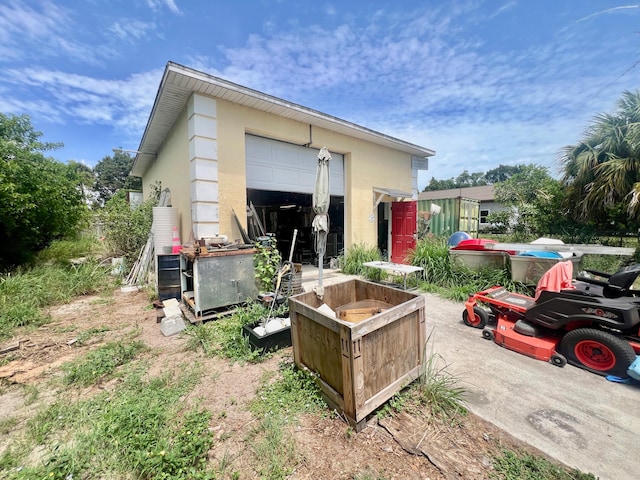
559,90 -> 640,223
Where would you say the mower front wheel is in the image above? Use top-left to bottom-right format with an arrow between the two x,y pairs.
482,327 -> 494,341
463,306 -> 489,329
550,353 -> 567,368
559,328 -> 636,377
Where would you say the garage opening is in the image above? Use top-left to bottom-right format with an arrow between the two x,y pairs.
247,189 -> 344,265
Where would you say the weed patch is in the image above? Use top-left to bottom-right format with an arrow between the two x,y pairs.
491,448 -> 597,480
62,340 -> 147,385
9,367 -> 215,480
184,301 -> 286,362
0,260 -> 114,339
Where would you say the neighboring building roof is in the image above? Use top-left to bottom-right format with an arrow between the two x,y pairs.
418,185 -> 495,202
131,62 -> 435,177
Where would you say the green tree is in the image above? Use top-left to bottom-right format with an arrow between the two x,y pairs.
0,113 -> 88,267
559,90 -> 640,224
485,164 -> 527,184
493,164 -> 565,238
94,150 -> 142,205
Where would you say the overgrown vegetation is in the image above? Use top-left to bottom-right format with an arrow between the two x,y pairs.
0,253 -> 115,339
254,239 -> 282,291
246,359 -> 327,479
338,242 -> 383,281
61,340 -> 147,385
184,301 -> 287,362
491,449 -> 597,480
0,114 -> 90,268
97,184 -> 160,267
407,236 -> 529,301
3,366 -> 215,480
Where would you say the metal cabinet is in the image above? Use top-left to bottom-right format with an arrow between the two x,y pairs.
156,254 -> 181,301
181,249 -> 258,318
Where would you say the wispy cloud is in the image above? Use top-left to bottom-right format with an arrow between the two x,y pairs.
2,68 -> 162,135
108,18 -> 157,42
576,4 -> 640,23
146,0 -> 182,15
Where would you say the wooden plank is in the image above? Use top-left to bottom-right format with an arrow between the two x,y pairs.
181,247 -> 256,260
351,296 -> 424,338
0,342 -> 20,355
358,364 -> 422,421
289,300 -> 341,334
338,307 -> 386,323
340,325 -> 356,422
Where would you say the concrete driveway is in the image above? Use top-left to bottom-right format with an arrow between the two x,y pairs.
424,291 -> 638,480
300,269 -> 637,480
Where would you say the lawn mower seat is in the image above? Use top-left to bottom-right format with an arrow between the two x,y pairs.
534,260 -> 575,301
575,263 -> 640,298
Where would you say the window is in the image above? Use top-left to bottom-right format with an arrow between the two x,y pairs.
480,209 -> 490,224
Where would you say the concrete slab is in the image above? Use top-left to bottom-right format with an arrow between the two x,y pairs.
300,270 -> 638,480
425,291 -> 638,480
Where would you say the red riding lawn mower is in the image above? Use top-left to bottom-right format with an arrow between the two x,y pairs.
463,262 -> 640,378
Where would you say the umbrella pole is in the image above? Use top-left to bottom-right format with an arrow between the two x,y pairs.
318,252 -> 324,293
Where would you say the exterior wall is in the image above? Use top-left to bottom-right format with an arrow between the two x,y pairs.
144,92 -> 414,252
214,97 -> 413,251
347,143 -> 412,247
188,95 -> 220,239
142,108 -> 191,242
479,200 -> 508,230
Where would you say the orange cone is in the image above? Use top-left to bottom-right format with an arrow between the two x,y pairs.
171,226 -> 181,254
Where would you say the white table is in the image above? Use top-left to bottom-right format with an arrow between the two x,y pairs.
362,261 -> 424,290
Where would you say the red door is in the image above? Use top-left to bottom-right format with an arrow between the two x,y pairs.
391,201 -> 417,264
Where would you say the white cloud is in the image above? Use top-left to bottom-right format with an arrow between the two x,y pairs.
146,0 -> 182,15
108,18 -> 157,42
2,68 -> 162,137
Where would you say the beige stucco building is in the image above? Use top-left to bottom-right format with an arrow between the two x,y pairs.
131,62 -> 435,262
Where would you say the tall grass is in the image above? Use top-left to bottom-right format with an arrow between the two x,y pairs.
0,260 -> 115,338
338,243 -> 383,280
407,236 -> 529,301
6,367 -> 216,480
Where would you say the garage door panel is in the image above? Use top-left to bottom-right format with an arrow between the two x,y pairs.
246,134 -> 344,195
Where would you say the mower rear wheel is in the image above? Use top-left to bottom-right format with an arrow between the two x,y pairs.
463,306 -> 489,329
559,328 -> 636,377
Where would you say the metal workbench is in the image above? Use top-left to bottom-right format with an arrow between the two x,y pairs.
180,247 -> 258,319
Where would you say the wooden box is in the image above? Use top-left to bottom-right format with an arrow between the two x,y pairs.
288,279 -> 426,431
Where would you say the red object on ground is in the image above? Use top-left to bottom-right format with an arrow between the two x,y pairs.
171,226 -> 182,254
452,238 -> 516,255
451,238 -> 496,250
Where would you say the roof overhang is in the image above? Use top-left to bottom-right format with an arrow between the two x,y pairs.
372,187 -> 412,208
131,62 -> 436,177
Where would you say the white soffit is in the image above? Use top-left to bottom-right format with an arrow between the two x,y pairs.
131,62 -> 435,176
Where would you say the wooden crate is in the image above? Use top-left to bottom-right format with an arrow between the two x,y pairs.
288,279 -> 426,431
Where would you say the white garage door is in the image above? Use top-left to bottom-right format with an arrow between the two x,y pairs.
246,135 -> 344,196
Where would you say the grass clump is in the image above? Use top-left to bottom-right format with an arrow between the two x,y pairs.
408,236 -> 530,301
491,448 -> 597,480
62,340 -> 147,385
250,359 -> 326,420
0,259 -> 114,339
246,359 -> 327,479
9,367 -> 215,480
184,301 -> 287,362
339,243 -> 383,280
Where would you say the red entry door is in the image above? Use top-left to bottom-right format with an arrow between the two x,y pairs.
391,201 -> 417,264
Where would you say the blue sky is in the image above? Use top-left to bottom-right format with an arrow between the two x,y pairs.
1,1 -> 638,190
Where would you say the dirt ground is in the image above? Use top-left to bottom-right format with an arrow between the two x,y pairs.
0,288 -> 562,479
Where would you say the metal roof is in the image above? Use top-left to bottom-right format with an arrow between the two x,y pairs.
131,62 -> 435,177
418,185 -> 495,202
